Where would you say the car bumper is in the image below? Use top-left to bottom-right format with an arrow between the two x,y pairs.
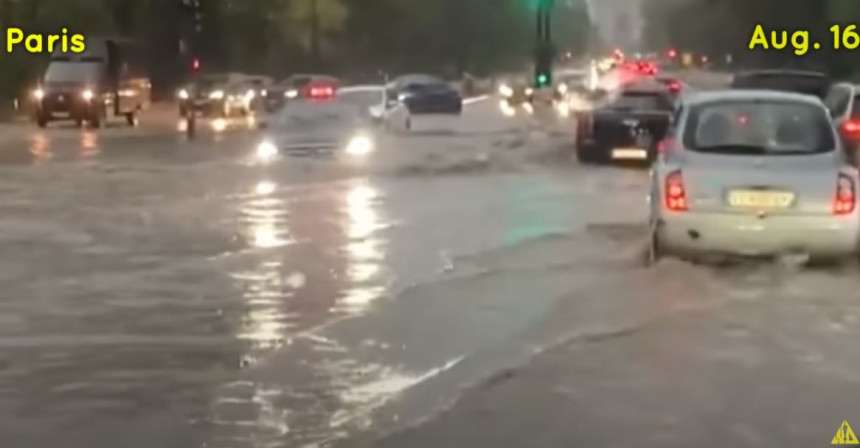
658,211 -> 860,258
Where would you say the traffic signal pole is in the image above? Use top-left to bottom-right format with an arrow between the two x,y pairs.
534,0 -> 554,88
179,0 -> 201,139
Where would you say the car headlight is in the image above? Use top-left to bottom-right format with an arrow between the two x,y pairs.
245,90 -> 255,100
261,90 -> 268,98
498,84 -> 513,97
256,140 -> 278,160
557,83 -> 568,94
285,89 -> 298,98
397,93 -> 411,102
82,89 -> 94,101
33,88 -> 44,100
209,90 -> 224,100
178,89 -> 189,100
345,135 -> 374,156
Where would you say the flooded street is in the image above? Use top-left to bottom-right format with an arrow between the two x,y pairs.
1,96 -> 860,448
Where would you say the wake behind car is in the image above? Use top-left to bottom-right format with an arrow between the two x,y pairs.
649,90 -> 859,263
337,85 -> 410,130
255,99 -> 377,161
388,74 -> 462,116
730,69 -> 830,99
575,80 -> 675,164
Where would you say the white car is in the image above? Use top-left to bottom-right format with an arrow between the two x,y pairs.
338,85 -> 410,132
649,90 -> 860,263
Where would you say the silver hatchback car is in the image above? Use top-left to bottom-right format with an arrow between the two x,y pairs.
649,90 -> 860,262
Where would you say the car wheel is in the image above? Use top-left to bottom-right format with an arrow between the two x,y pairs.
36,114 -> 49,129
644,222 -> 664,266
125,111 -> 138,127
576,142 -> 596,164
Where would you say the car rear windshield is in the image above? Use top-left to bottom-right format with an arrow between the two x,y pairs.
608,92 -> 672,111
731,73 -> 828,98
683,100 -> 836,155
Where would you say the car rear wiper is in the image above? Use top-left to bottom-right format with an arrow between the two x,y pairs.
694,144 -> 768,155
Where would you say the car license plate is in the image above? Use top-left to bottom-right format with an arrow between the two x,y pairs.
728,190 -> 795,209
612,148 -> 647,160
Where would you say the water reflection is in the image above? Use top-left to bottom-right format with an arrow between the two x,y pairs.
210,179 -> 395,447
78,130 -> 100,158
341,183 -> 385,312
28,133 -> 52,163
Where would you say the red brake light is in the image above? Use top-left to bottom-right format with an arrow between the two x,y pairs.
307,84 -> 335,99
834,174 -> 856,215
843,119 -> 860,137
665,170 -> 688,212
668,81 -> 681,93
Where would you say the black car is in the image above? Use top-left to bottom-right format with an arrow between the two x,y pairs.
255,98 -> 377,160
730,69 -> 830,99
34,37 -> 150,128
389,74 -> 462,115
179,76 -> 253,118
264,74 -> 341,112
575,80 -> 675,164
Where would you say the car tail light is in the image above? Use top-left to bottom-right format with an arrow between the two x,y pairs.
843,119 -> 860,138
834,174 -> 856,215
307,84 -> 335,100
667,81 -> 681,93
665,170 -> 688,212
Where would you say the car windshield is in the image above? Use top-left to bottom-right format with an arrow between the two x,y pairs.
607,92 -> 671,110
43,61 -> 102,83
338,89 -> 383,108
683,99 -> 836,155
276,103 -> 364,130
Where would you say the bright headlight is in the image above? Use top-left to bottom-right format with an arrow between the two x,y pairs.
285,89 -> 298,98
82,89 -> 94,101
498,84 -> 513,97
557,83 -> 568,94
346,135 -> 374,156
256,140 -> 278,160
33,88 -> 44,100
209,90 -> 224,100
397,93 -> 411,102
178,89 -> 189,100
525,88 -> 534,96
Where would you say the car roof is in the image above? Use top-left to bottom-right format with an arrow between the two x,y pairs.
734,69 -> 827,78
619,79 -> 670,93
683,89 -> 826,106
338,85 -> 383,93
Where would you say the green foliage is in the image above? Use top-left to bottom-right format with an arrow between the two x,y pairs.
0,0 -> 595,97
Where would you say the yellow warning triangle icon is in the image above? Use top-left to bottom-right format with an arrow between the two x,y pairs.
832,420 -> 860,445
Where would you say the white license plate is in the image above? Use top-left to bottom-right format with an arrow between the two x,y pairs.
728,190 -> 795,208
612,148 -> 647,160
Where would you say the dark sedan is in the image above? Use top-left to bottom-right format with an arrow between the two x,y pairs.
388,74 -> 462,115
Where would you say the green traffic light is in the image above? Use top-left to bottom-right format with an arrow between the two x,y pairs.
536,74 -> 548,86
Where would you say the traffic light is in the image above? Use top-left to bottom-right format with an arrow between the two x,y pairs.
192,58 -> 200,72
534,44 -> 553,88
